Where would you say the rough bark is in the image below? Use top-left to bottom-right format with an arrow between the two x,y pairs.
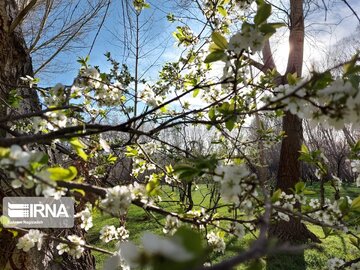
0,0 -> 40,119
0,1 -> 95,269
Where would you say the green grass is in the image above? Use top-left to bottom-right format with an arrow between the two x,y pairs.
305,182 -> 359,199
88,183 -> 360,270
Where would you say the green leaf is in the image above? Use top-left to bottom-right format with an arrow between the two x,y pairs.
107,154 -> 118,164
71,188 -> 85,196
204,51 -> 226,63
48,166 -> 78,181
174,164 -> 199,181
351,195 -> 360,212
344,53 -> 360,75
217,5 -> 227,17
77,56 -> 89,67
0,148 -> 10,158
0,215 -> 10,226
308,71 -> 333,91
7,89 -> 22,108
211,32 -> 228,50
295,181 -> 305,194
209,42 -> 222,53
225,116 -> 236,131
299,144 -> 312,163
69,138 -> 88,161
146,173 -> 162,196
160,106 -> 168,113
125,146 -> 138,157
303,189 -> 316,195
193,88 -> 200,98
271,189 -> 282,203
339,197 -> 350,214
352,141 -> 360,152
208,108 -> 216,121
7,229 -> 18,238
254,2 -> 271,26
287,72 -> 298,85
259,23 -> 286,36
175,226 -> 203,256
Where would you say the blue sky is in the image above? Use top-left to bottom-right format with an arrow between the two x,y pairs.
36,0 -> 187,86
34,0 -> 360,86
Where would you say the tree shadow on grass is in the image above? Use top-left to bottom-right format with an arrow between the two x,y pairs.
267,250 -> 306,270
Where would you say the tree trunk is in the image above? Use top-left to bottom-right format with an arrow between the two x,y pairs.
270,0 -> 319,243
0,1 -> 95,269
276,113 -> 303,193
0,0 -> 40,119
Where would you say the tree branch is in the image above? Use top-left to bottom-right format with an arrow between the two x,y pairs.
9,0 -> 38,33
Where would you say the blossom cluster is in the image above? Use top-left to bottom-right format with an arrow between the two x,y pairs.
56,235 -> 85,259
0,145 -> 39,168
273,192 -> 297,222
16,229 -> 44,252
163,215 -> 181,235
228,24 -> 265,54
99,225 -> 129,243
213,164 -> 256,205
75,207 -> 93,231
139,85 -> 163,107
265,78 -> 360,130
101,185 -> 133,216
206,231 -> 226,253
132,158 -> 156,177
308,197 -> 350,228
0,145 -> 66,199
327,258 -> 345,270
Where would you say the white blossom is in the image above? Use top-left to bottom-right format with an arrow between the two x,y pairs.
139,85 -> 162,107
104,251 -> 130,270
100,137 -> 111,152
16,229 -> 44,252
100,225 -> 118,243
309,198 -> 320,209
351,160 -> 360,173
351,261 -> 360,270
80,67 -> 101,89
141,232 -> 193,261
327,258 -> 345,270
45,83 -> 66,106
228,25 -> 265,54
56,243 -> 70,255
101,185 -> 132,215
214,164 -> 252,204
65,235 -> 85,259
119,242 -> 141,267
206,231 -> 226,254
163,215 -> 181,235
230,223 -> 245,239
99,225 -> 129,243
7,145 -> 31,167
75,208 -> 93,231
116,226 -> 130,242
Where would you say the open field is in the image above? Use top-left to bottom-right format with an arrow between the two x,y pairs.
87,183 -> 360,269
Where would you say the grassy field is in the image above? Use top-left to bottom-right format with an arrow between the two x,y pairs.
87,182 -> 360,269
